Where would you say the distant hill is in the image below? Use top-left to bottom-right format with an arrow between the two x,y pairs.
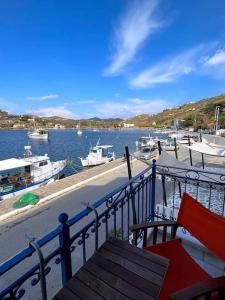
87,117 -> 124,122
1,94 -> 225,129
0,111 -> 124,129
126,94 -> 225,129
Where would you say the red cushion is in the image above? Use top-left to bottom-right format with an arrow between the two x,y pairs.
178,193 -> 225,262
146,239 -> 212,300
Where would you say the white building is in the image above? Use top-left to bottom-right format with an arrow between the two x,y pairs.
123,123 -> 135,128
54,124 -> 65,129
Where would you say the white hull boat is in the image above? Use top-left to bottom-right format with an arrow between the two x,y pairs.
0,146 -> 66,200
133,147 -> 154,160
161,139 -> 178,151
28,129 -> 49,140
80,142 -> 115,167
136,136 -> 156,150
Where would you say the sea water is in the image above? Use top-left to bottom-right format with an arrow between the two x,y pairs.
0,129 -> 167,176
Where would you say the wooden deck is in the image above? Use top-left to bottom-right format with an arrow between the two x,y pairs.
54,238 -> 169,300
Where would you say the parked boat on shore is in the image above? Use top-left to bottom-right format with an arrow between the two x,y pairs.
0,146 -> 66,200
80,141 -> 115,167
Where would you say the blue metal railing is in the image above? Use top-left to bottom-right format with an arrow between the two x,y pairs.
0,162 -> 154,300
1,160 -> 225,299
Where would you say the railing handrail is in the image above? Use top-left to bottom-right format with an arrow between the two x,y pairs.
156,163 -> 225,177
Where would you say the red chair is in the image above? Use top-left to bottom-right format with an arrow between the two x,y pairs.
131,193 -> 225,299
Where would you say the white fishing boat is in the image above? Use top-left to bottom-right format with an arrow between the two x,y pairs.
80,141 -> 115,167
161,139 -> 179,151
176,136 -> 193,145
28,129 -> 49,140
133,147 -> 154,160
27,118 -> 49,140
135,136 -> 156,150
0,146 -> 66,200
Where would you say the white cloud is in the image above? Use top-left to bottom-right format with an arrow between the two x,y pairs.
26,94 -> 59,101
130,47 -> 204,88
76,100 -> 96,104
205,49 -> 225,66
104,0 -> 162,76
34,106 -> 77,119
201,48 -> 225,79
95,99 -> 167,118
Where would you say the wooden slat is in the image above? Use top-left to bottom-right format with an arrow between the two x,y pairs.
103,240 -> 166,276
53,286 -> 81,300
67,277 -> 105,300
91,252 -> 160,299
97,246 -> 163,286
107,238 -> 169,267
84,259 -> 153,300
162,225 -> 167,242
153,227 -> 158,244
75,268 -> 129,300
130,220 -> 177,231
143,228 -> 147,247
54,238 -> 169,300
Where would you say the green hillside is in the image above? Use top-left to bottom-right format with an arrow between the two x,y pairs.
126,94 -> 225,129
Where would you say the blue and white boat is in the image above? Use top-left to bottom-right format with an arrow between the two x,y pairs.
80,141 -> 115,167
0,146 -> 66,200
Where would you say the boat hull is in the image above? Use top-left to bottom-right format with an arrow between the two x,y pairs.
28,133 -> 48,140
0,161 -> 66,200
80,157 -> 114,167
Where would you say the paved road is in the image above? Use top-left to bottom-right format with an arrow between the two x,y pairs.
0,160 -> 148,299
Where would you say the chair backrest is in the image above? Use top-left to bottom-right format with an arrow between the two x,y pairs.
177,192 -> 225,261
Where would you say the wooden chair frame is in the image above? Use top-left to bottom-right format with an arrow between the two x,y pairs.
130,221 -> 225,300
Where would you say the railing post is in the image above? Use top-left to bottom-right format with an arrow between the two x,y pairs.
202,153 -> 205,169
158,141 -> 162,156
188,136 -> 193,166
174,138 -> 178,159
125,146 -> 137,225
125,146 -> 132,180
151,159 -> 156,221
58,213 -> 72,287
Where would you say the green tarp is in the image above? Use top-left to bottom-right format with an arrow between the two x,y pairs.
13,193 -> 40,209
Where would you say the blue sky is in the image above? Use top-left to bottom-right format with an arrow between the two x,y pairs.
0,0 -> 225,119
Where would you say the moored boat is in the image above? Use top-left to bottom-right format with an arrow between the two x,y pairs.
133,147 -> 154,160
80,141 -> 115,167
135,136 -> 156,150
0,146 -> 66,200
28,129 -> 49,140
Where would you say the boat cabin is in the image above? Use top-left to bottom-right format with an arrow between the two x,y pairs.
136,136 -> 156,150
0,158 -> 32,196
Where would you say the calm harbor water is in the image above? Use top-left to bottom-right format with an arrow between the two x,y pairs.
0,129 -> 166,176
